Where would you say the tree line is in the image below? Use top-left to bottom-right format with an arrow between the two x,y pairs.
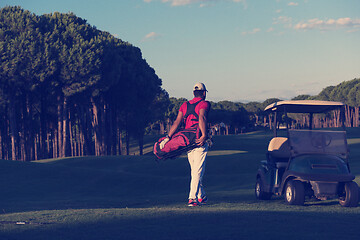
155,78 -> 360,136
311,78 -> 360,127
1,6 -> 359,161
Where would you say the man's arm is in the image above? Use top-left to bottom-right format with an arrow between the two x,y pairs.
195,108 -> 207,146
168,111 -> 183,138
159,111 -> 183,149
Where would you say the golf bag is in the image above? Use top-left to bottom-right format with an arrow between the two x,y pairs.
153,128 -> 199,160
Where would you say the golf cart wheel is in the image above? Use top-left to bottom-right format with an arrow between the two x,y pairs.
339,181 -> 359,207
284,180 -> 305,205
255,177 -> 272,200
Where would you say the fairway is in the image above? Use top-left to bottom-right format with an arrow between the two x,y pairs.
1,130 -> 360,240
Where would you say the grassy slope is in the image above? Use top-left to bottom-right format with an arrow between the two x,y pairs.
0,129 -> 360,240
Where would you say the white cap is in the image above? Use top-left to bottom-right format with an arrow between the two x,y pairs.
193,82 -> 208,92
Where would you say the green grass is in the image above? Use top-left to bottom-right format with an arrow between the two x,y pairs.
1,129 -> 360,239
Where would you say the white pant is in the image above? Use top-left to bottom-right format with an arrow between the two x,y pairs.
187,143 -> 208,200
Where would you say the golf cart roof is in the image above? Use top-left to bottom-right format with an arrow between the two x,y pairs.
264,100 -> 344,113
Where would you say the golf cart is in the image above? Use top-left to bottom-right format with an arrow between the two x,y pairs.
255,100 -> 359,207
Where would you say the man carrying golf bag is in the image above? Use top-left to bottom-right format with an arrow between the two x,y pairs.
156,83 -> 211,207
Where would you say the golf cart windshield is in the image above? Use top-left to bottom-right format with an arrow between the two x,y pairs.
288,129 -> 348,158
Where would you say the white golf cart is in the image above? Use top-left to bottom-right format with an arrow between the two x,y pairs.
255,100 -> 359,207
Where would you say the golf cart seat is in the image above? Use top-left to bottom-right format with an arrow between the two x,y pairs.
267,137 -> 290,168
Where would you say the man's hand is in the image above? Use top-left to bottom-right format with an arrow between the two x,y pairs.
195,136 -> 206,146
159,137 -> 170,149
197,108 -> 207,147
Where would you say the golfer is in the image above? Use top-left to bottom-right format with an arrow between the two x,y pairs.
160,83 -> 211,206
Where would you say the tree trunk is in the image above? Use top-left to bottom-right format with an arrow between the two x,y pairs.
345,105 -> 351,127
62,97 -> 69,157
68,110 -> 74,156
57,95 -> 63,158
21,94 -> 28,161
118,128 -> 123,155
79,105 -> 92,156
91,98 -> 100,156
47,132 -> 51,159
9,95 -> 18,161
263,116 -> 267,128
25,94 -> 35,161
80,131 -> 85,156
110,108 -> 117,155
334,109 -> 341,128
34,134 -> 38,161
39,92 -> 48,159
125,129 -> 130,155
1,111 -> 9,160
53,129 -> 58,158
100,102 -> 106,155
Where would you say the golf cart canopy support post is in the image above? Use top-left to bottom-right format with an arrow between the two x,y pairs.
273,112 -> 277,136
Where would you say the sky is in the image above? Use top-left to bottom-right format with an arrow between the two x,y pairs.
1,0 -> 360,102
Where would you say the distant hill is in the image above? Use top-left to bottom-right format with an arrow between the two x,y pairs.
301,78 -> 360,107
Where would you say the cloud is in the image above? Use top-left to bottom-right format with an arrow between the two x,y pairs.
144,0 -> 247,7
142,32 -> 161,41
162,0 -> 195,6
242,28 -> 261,35
288,2 -> 299,6
294,17 -> 360,31
273,16 -> 293,28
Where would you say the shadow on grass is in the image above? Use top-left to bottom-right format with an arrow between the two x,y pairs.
0,209 -> 359,240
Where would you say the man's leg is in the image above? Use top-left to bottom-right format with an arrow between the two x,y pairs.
187,144 -> 208,200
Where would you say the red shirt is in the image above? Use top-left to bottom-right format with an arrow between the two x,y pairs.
179,97 -> 210,129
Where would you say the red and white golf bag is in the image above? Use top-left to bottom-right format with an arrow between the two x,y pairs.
153,128 -> 199,160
